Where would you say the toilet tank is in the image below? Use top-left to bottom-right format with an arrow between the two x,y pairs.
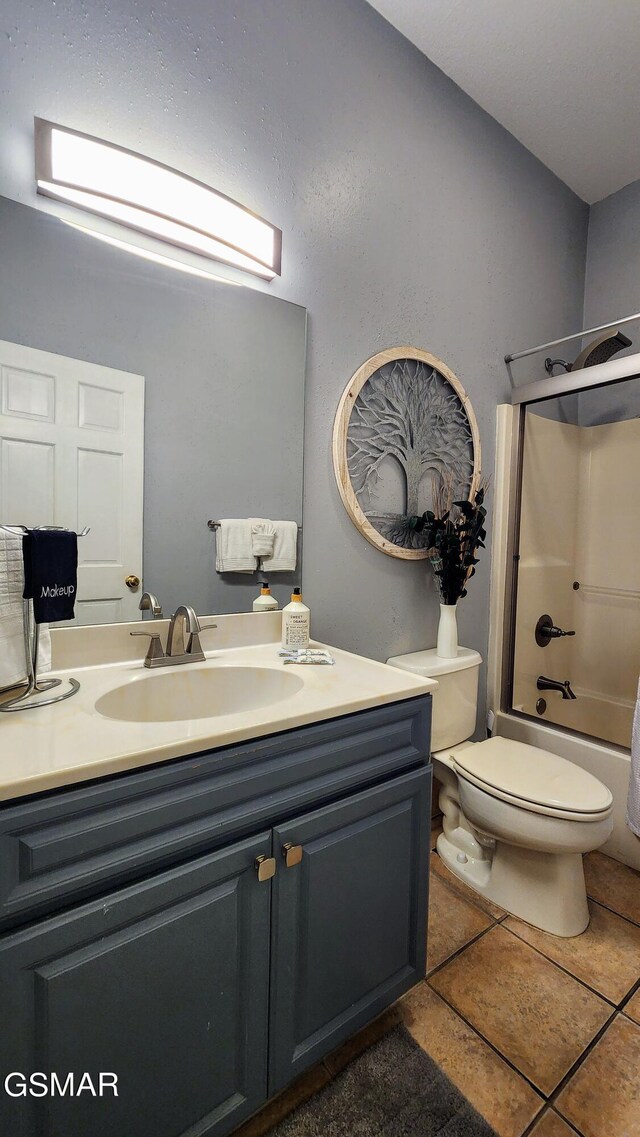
386,647 -> 482,752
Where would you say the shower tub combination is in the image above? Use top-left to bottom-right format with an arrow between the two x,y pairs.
490,388 -> 640,874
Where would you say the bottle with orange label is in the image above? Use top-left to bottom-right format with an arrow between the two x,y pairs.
281,587 -> 310,649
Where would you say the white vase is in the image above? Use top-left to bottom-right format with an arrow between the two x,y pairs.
436,602 -> 458,658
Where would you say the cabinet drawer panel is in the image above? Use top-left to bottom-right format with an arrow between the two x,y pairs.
0,831 -> 272,1137
0,697 -> 430,928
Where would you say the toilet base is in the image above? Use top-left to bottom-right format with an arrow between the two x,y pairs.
436,831 -> 590,937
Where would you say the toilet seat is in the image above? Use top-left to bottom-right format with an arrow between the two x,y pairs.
450,737 -> 613,821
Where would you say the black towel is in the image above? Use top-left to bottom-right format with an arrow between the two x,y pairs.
22,530 -> 78,624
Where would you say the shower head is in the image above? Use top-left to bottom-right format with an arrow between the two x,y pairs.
544,330 -> 632,376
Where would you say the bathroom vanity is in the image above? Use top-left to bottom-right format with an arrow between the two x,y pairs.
0,618 -> 433,1137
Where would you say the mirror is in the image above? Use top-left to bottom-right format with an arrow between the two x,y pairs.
0,195 -> 306,624
510,375 -> 640,748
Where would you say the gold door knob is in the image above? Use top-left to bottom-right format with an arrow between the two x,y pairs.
125,575 -> 140,590
282,843 -> 303,868
255,855 -> 276,882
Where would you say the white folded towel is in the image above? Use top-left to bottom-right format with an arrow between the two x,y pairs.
626,676 -> 640,837
250,518 -> 276,559
0,531 -> 51,688
259,520 -> 298,572
215,519 -> 258,573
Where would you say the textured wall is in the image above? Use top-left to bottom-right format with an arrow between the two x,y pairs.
0,0 -> 588,713
584,178 -> 640,326
581,178 -> 640,424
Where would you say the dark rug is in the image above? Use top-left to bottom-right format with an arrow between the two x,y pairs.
268,1025 -> 498,1136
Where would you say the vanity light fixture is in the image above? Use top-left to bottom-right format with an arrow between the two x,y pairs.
64,221 -> 242,286
34,118 -> 282,281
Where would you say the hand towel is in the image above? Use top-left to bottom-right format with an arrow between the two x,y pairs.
626,676 -> 640,837
23,529 -> 78,623
215,520 -> 258,573
0,531 -> 51,688
250,518 -> 276,559
259,520 -> 298,572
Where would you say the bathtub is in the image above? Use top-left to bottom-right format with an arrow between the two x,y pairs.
494,709 -> 640,872
515,690 -> 633,751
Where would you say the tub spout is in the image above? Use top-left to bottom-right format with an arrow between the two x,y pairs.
537,675 -> 577,700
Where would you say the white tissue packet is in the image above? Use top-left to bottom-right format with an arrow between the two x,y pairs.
279,649 -> 335,665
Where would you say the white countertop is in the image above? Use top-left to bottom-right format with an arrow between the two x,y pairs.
0,624 -> 435,802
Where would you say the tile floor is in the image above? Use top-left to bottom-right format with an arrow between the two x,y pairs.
401,819 -> 640,1137
236,817 -> 640,1137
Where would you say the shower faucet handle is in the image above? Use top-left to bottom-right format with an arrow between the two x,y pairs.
535,614 -> 575,648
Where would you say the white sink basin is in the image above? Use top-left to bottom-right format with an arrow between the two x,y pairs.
95,665 -> 304,723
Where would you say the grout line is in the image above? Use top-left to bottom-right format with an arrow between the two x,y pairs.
520,1105 -> 585,1137
427,925 -> 620,1106
617,975 -> 640,1016
499,923 -> 619,1008
585,892 -> 640,930
425,983 -> 547,1101
426,921 -> 497,981
543,1005 -> 619,1116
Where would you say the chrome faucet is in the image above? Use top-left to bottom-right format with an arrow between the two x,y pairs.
139,591 -> 163,619
131,605 -> 216,668
537,675 -> 577,701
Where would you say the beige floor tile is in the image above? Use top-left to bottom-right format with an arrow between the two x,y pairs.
530,1110 -> 578,1137
504,900 -> 640,1004
556,1014 -> 640,1137
427,871 -> 493,973
430,924 -> 611,1095
322,1005 -> 401,1076
624,987 -> 640,1024
400,982 -> 543,1137
584,851 -> 640,925
430,850 -> 506,919
232,1062 -> 331,1137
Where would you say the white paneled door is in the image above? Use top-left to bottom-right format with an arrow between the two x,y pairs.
0,340 -> 144,624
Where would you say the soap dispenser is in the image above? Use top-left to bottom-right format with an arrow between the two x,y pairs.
281,587 -> 310,649
253,581 -> 279,612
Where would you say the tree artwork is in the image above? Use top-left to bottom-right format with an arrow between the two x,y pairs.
334,351 -> 480,558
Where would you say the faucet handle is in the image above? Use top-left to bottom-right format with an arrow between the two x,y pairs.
130,630 -> 166,665
187,623 -> 216,657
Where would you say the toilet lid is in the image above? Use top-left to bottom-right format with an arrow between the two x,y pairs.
451,737 -> 613,814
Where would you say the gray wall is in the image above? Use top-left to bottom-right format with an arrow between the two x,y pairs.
0,195 -> 306,617
0,0 -> 589,717
582,178 -> 640,424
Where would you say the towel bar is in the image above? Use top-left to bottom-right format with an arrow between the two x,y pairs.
207,519 -> 301,530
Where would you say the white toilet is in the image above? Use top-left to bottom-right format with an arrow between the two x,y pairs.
387,647 -> 614,937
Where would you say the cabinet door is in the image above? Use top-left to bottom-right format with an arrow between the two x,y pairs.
0,832 -> 272,1137
269,766 -> 430,1093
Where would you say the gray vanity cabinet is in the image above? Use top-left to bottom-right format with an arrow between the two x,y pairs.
0,696 -> 431,1137
269,767 -> 429,1093
0,831 -> 274,1137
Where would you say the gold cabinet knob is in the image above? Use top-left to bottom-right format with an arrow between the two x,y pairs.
255,855 -> 276,882
125,575 -> 141,590
282,843 -> 303,868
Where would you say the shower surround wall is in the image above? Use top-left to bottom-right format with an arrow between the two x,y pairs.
514,412 -> 640,748
0,0 -> 588,705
